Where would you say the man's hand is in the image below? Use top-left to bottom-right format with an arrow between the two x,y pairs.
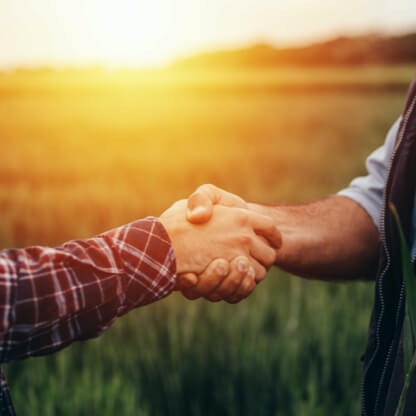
178,256 -> 257,304
159,198 -> 281,279
176,184 -> 278,303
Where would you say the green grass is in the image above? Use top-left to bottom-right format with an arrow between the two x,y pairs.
1,67 -> 414,415
6,275 -> 372,416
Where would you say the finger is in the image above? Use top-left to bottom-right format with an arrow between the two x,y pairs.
226,267 -> 257,304
249,235 -> 277,268
182,258 -> 230,299
176,273 -> 199,291
251,260 -> 268,283
247,211 -> 282,249
181,288 -> 202,301
206,256 -> 249,301
209,258 -> 266,301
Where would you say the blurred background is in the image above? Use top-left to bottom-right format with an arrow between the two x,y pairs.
1,1 -> 416,415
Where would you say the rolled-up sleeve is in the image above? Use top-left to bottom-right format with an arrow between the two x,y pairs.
337,118 -> 401,230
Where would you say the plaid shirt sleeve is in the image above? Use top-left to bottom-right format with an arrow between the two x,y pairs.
0,217 -> 176,363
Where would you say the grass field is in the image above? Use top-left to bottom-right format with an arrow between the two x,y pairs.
1,66 -> 415,415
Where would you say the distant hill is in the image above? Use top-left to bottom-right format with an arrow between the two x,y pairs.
173,33 -> 416,68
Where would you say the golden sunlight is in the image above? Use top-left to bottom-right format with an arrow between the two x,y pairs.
80,0 -> 176,66
1,0 -> 414,69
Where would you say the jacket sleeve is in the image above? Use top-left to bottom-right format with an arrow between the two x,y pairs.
0,217 -> 176,363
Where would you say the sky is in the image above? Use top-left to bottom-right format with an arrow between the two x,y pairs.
0,0 -> 415,68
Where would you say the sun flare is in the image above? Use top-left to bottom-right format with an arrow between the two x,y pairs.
79,0 -> 176,66
0,0 -> 414,69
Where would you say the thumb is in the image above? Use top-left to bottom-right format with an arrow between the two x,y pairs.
186,186 -> 217,224
186,184 -> 247,224
176,273 -> 199,291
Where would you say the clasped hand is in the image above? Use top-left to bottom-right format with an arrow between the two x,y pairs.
159,185 -> 281,303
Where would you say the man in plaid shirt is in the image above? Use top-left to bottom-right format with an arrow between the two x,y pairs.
0,196 -> 281,415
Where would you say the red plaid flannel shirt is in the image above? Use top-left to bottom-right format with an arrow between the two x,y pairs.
0,217 -> 176,415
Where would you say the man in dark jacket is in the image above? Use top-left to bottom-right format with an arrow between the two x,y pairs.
181,78 -> 416,415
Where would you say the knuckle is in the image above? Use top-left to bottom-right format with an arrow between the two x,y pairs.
237,234 -> 251,247
266,224 -> 275,236
237,265 -> 249,277
233,256 -> 249,271
199,183 -> 214,193
265,249 -> 277,265
237,210 -> 249,226
214,259 -> 229,277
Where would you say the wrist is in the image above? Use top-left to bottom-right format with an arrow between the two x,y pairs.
248,202 -> 303,269
159,212 -> 196,275
248,202 -> 276,217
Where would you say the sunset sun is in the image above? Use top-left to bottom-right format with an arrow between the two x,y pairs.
84,0 -> 175,66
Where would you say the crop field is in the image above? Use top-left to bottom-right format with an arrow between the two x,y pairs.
1,66 -> 415,415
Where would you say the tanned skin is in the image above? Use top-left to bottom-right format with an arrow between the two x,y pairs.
181,186 -> 381,301
249,196 -> 380,281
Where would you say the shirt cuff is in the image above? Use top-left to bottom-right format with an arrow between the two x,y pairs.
337,188 -> 382,231
101,217 -> 177,313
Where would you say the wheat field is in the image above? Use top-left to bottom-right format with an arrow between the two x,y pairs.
1,66 -> 414,415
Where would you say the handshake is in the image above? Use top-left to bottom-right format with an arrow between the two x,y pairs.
160,185 -> 281,304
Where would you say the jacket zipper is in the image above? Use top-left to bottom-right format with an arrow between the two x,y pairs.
362,95 -> 416,416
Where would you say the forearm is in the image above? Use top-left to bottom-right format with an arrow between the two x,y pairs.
0,218 -> 176,362
250,195 -> 380,281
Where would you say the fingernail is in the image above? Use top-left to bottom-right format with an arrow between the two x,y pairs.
216,264 -> 228,276
238,261 -> 248,272
188,206 -> 206,217
248,267 -> 255,278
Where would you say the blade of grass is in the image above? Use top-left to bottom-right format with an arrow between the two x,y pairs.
390,203 -> 416,332
390,203 -> 416,416
403,312 -> 413,372
395,352 -> 416,416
